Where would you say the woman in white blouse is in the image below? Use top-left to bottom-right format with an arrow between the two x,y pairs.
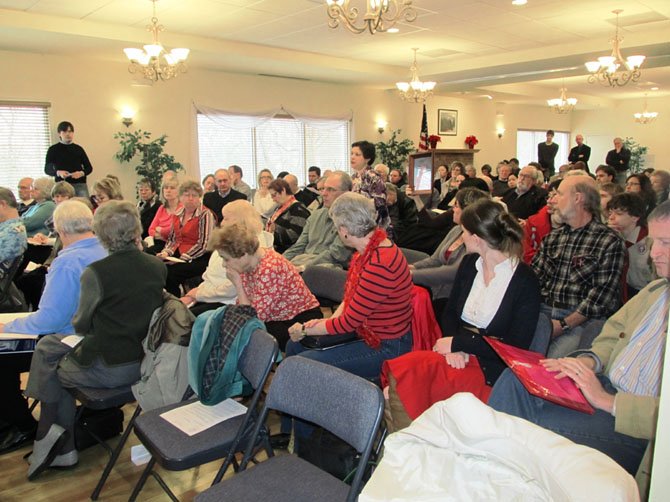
252,169 -> 276,219
383,199 -> 541,430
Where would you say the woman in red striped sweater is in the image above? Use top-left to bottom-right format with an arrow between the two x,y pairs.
287,192 -> 413,380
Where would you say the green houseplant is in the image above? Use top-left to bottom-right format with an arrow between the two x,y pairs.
375,129 -> 415,172
114,130 -> 183,189
623,137 -> 648,174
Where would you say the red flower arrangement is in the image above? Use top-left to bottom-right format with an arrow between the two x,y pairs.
428,135 -> 441,143
464,135 -> 479,148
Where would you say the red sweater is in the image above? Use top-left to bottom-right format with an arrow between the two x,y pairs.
326,244 -> 413,340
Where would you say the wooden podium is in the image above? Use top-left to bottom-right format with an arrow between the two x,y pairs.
427,148 -> 480,169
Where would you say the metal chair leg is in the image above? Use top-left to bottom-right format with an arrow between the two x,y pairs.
128,456 -> 157,502
91,405 -> 141,500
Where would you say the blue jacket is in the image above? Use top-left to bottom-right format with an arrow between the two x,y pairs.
4,236 -> 107,334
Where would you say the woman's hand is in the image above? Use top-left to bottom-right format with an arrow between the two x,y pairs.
541,357 -> 614,413
33,233 -> 47,244
433,337 -> 453,355
225,267 -> 242,285
288,322 -> 305,342
444,352 -> 468,369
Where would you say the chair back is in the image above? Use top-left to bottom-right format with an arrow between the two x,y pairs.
529,312 -> 552,355
237,328 -> 278,390
266,357 -> 383,455
0,254 -> 26,311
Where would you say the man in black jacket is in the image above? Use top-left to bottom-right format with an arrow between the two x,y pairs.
203,168 -> 246,222
501,165 -> 547,220
606,137 -> 631,186
538,130 -> 559,180
568,134 -> 591,172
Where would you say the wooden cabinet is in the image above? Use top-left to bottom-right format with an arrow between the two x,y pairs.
407,148 -> 480,192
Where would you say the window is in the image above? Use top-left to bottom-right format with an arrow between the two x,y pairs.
516,129 -> 570,170
0,103 -> 51,198
197,112 -> 350,188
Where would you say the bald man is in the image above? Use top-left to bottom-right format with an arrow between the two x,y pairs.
568,134 -> 591,172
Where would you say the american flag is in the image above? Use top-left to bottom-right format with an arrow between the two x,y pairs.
419,103 -> 428,150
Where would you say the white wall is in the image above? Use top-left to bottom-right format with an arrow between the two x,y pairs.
1,48 -> 667,197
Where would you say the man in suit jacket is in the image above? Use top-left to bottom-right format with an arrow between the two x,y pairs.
203,168 -> 247,223
501,165 -> 547,220
568,134 -> 591,172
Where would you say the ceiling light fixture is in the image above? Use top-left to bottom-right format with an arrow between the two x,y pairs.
325,0 -> 417,35
396,48 -> 436,103
547,84 -> 577,114
634,94 -> 658,124
123,0 -> 189,82
585,9 -> 644,88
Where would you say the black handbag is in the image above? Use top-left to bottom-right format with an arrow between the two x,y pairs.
74,406 -> 124,451
300,333 -> 359,350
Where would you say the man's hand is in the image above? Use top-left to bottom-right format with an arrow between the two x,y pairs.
444,352 -> 468,369
0,322 -> 5,333
56,170 -> 70,178
70,171 -> 84,180
541,357 -> 614,413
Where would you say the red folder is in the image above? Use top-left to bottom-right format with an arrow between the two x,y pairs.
486,337 -> 595,415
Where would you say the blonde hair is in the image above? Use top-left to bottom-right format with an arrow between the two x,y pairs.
221,200 -> 263,234
93,177 -> 123,200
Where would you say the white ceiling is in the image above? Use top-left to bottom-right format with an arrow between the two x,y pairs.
0,0 -> 669,107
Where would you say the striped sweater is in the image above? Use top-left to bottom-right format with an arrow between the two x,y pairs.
326,244 -> 413,340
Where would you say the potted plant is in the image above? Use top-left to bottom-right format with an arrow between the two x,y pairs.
114,130 -> 184,189
464,135 -> 479,149
623,137 -> 648,174
375,129 -> 416,173
428,134 -> 441,149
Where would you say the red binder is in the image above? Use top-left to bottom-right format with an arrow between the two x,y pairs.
486,337 -> 595,415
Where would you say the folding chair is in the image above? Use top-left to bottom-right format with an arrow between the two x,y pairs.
0,254 -> 27,313
128,328 -> 278,502
66,385 -> 139,500
194,357 -> 385,502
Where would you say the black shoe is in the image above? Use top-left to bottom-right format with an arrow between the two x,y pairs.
0,426 -> 37,455
269,433 -> 291,450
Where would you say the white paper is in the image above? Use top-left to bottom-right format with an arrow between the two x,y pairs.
163,256 -> 187,264
61,334 -> 84,348
160,399 -> 247,436
0,312 -> 31,323
0,333 -> 39,340
24,261 -> 41,272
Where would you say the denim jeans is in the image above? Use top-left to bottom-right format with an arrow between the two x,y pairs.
489,368 -> 648,475
281,331 -> 412,435
541,304 -> 605,358
285,331 -> 412,381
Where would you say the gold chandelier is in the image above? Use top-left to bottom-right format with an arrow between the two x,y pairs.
585,10 -> 644,88
123,0 -> 189,82
326,0 -> 417,34
547,86 -> 577,114
634,94 -> 658,124
396,48 -> 436,103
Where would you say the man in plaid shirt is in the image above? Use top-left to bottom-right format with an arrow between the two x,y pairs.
532,174 -> 625,358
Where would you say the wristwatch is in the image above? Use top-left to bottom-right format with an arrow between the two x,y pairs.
559,318 -> 570,333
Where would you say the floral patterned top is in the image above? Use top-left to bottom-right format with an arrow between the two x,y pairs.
0,217 -> 27,280
351,167 -> 390,231
240,249 -> 319,321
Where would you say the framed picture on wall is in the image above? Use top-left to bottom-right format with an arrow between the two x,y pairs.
408,151 -> 434,195
438,109 -> 458,136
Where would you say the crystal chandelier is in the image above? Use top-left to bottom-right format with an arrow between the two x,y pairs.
634,94 -> 658,124
585,10 -> 644,88
123,0 -> 189,82
396,48 -> 436,103
326,0 -> 417,34
547,86 -> 577,114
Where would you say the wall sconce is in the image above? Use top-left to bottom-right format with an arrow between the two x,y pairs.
120,106 -> 136,127
376,119 -> 388,134
497,127 -> 505,139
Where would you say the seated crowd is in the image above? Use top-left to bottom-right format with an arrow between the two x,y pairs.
0,136 -> 667,499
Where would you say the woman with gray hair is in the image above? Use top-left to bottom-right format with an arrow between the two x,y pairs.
21,177 -> 55,237
287,192 -> 413,380
24,200 -> 166,480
